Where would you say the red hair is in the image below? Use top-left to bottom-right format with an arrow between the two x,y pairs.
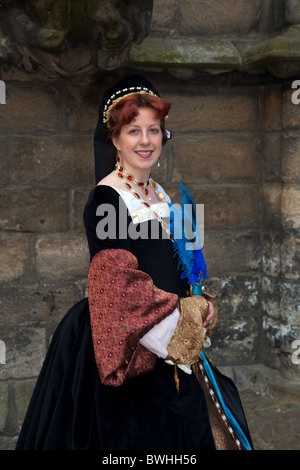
107,93 -> 171,146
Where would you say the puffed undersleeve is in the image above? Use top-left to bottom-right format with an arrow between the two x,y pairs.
139,308 -> 179,359
87,248 -> 179,387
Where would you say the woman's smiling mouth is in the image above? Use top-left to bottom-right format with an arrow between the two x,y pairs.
135,150 -> 154,158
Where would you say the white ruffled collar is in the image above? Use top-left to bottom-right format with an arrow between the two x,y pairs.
111,184 -> 170,224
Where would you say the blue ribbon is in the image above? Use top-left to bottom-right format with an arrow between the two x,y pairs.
200,351 -> 253,450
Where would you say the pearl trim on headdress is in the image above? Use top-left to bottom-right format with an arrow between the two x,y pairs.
103,87 -> 158,126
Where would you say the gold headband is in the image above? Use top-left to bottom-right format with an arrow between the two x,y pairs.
103,88 -> 158,127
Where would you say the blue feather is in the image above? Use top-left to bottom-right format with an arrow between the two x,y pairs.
168,183 -> 208,288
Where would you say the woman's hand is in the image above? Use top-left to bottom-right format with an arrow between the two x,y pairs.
203,300 -> 214,327
202,291 -> 218,337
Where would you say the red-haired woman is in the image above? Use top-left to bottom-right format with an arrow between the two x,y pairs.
16,75 -> 253,451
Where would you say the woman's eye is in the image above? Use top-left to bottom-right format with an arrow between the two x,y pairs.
128,128 -> 160,135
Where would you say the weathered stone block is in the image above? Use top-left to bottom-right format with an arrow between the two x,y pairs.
0,188 -> 69,232
165,183 -> 259,233
0,83 -> 58,132
261,276 -> 281,319
14,379 -> 37,433
260,317 -> 282,369
280,281 -> 300,325
263,185 -> 282,231
130,36 -> 241,71
277,322 -> 300,380
281,132 -> 300,183
1,382 -> 17,436
191,186 -> 259,230
202,230 -> 261,277
264,85 -> 283,131
281,187 -> 300,231
0,435 -> 17,450
0,378 -> 36,438
262,233 -> 282,277
0,283 -> 83,326
242,25 -> 300,78
165,90 -> 258,132
0,137 -> 8,185
0,378 -> 37,439
73,188 -> 93,231
151,0 -> 177,32
285,0 -> 300,24
65,82 -> 104,132
178,0 -> 261,36
11,135 -> 94,185
280,349 -> 300,380
35,233 -> 89,280
0,234 -> 28,282
170,135 -> 260,183
0,326 -> 46,380
205,275 -> 260,317
282,87 -> 300,129
166,185 -> 260,234
209,315 -> 259,366
263,132 -> 282,182
281,236 -> 300,280
202,276 -> 260,365
0,381 -> 8,432
204,275 -> 260,364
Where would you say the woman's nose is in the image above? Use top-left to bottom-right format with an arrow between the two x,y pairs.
139,130 -> 151,145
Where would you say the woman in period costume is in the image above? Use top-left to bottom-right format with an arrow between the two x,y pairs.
16,75 -> 253,451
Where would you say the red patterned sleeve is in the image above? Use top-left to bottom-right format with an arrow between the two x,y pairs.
87,248 -> 179,386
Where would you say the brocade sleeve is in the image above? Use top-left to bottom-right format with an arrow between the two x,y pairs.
87,248 -> 179,386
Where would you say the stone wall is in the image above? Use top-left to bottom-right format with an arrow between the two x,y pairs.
0,0 -> 299,449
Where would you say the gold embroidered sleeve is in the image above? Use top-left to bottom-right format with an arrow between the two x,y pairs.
166,296 -> 208,365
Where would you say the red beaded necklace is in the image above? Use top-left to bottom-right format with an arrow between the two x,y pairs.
114,156 -> 165,207
114,159 -> 172,239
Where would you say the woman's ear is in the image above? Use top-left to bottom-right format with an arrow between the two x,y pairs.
112,135 -> 120,152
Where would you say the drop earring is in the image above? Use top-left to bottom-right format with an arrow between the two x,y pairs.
157,157 -> 160,168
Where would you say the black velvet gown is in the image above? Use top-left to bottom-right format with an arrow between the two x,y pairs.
16,185 -> 253,451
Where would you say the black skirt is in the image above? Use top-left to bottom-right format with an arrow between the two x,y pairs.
16,297 -> 252,450
16,185 -> 253,450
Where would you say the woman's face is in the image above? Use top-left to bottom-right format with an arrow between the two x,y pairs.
112,107 -> 162,180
